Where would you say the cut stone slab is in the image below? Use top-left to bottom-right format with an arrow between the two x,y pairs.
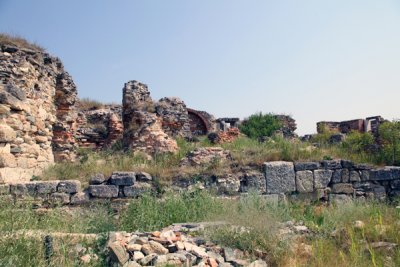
136,172 -> 152,182
331,169 -> 342,184
331,183 -> 354,194
349,171 -> 361,182
70,191 -> 90,205
57,180 -> 81,193
295,171 -> 313,193
314,170 -> 333,189
36,181 -> 59,195
264,161 -> 295,194
89,185 -> 118,198
89,173 -> 107,185
110,172 -> 136,186
109,241 -> 129,265
369,169 -> 393,181
320,160 -> 342,170
294,162 -> 320,171
50,192 -> 70,205
124,183 -> 152,198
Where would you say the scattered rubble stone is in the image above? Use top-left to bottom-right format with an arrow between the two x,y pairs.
180,147 -> 232,167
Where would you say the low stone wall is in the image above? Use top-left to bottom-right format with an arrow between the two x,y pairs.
0,171 -> 154,206
2,160 -> 399,206
265,160 -> 400,201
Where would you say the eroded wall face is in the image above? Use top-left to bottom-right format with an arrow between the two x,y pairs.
0,45 -> 77,182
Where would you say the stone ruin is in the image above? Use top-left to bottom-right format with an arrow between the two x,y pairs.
317,116 -> 385,136
0,43 -> 78,182
76,104 -> 123,149
122,81 -> 179,154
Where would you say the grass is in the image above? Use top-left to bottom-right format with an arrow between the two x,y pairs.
76,98 -> 106,111
0,33 -> 45,52
0,192 -> 399,266
40,135 -> 383,186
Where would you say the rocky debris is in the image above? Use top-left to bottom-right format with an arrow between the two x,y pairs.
122,81 -> 178,155
0,43 -> 78,182
106,223 -> 267,267
155,97 -> 191,138
264,161 -> 296,194
180,147 -> 232,167
215,128 -> 241,144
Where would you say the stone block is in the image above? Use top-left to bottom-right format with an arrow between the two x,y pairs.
71,191 -> 90,205
57,180 -> 81,193
295,171 -> 313,193
0,184 -> 10,195
109,241 -> 129,265
10,183 -> 33,196
136,172 -> 153,182
124,183 -> 153,198
390,179 -> 400,190
331,183 -> 354,194
330,194 -> 353,204
314,170 -> 333,189
239,171 -> 266,193
341,160 -> 354,169
50,192 -> 70,205
369,169 -> 393,181
331,169 -> 342,183
341,169 -> 350,183
350,171 -> 361,182
0,153 -> 17,168
354,163 -> 373,170
0,124 -> 16,142
36,181 -> 58,195
264,161 -> 295,194
361,170 -> 370,181
320,160 -> 342,170
89,185 -> 118,198
89,173 -> 107,185
294,162 -> 320,171
110,172 -> 136,186
389,167 -> 400,180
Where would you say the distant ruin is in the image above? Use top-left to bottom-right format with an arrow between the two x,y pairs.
317,116 -> 385,136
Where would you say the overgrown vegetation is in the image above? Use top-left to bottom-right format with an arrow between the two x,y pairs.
0,33 -> 45,52
76,98 -> 106,111
1,193 -> 399,266
239,112 -> 282,139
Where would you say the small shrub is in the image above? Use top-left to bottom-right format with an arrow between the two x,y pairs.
0,33 -> 45,52
239,112 -> 282,139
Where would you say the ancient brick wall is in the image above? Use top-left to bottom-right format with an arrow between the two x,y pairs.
0,43 -> 77,182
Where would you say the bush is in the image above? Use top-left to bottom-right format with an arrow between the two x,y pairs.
379,120 -> 400,165
239,113 -> 282,139
342,131 -> 375,154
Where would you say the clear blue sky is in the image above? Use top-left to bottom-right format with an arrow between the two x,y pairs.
1,1 -> 400,135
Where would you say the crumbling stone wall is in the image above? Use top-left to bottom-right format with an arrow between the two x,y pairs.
155,97 -> 191,138
0,43 -> 77,182
187,108 -> 217,135
76,105 -> 123,149
317,116 -> 385,136
122,81 -> 178,154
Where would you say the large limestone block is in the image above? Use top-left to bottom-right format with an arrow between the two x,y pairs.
296,170 -> 314,193
264,161 -> 295,194
314,170 -> 333,189
0,153 -> 17,168
0,125 -> 16,142
89,185 -> 119,198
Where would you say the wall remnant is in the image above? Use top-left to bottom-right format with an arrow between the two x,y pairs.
0,43 -> 77,182
155,97 -> 191,138
122,81 -> 178,154
317,116 -> 385,136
